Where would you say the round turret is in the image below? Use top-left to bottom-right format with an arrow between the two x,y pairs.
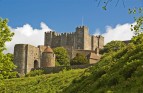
41,46 -> 55,67
44,46 -> 53,53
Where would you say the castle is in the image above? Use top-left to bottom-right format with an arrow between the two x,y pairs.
14,26 -> 104,75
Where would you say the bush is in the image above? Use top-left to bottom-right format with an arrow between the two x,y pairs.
70,53 -> 89,65
107,77 -> 118,86
53,47 -> 70,66
101,41 -> 126,54
25,70 -> 44,77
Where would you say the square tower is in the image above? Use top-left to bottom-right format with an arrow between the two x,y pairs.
75,26 -> 91,50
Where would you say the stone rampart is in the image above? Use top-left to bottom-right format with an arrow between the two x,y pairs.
32,64 -> 94,74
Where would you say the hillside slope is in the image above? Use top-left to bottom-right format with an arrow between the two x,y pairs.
63,35 -> 143,93
0,69 -> 86,93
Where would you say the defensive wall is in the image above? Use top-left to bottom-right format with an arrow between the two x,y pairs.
32,64 -> 95,74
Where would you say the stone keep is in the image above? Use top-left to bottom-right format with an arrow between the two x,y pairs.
44,26 -> 104,50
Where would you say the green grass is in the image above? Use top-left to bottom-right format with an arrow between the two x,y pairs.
0,69 -> 86,93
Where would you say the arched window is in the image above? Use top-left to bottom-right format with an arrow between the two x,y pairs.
34,60 -> 39,68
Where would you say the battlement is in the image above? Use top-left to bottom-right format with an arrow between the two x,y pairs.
95,35 -> 104,38
44,26 -> 104,50
76,26 -> 88,29
45,31 -> 75,37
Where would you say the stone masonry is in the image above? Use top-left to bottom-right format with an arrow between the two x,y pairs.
45,26 -> 104,50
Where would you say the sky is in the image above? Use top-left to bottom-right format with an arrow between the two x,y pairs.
0,0 -> 142,53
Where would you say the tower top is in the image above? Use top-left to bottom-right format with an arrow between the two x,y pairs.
76,25 -> 88,29
44,46 -> 53,53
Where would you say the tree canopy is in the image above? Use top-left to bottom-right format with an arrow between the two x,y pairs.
70,53 -> 89,65
0,18 -> 14,52
100,41 -> 126,54
53,47 -> 70,66
0,18 -> 17,79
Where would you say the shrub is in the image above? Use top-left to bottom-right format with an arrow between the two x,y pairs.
107,77 -> 118,86
70,53 -> 89,65
53,47 -> 70,66
25,70 -> 44,77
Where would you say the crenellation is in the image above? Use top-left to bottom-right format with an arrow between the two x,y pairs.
45,26 -> 104,50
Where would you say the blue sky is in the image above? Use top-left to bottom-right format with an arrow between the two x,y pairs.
0,0 -> 142,34
1,0 -> 142,53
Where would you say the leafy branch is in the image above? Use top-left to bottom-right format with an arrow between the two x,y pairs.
95,0 -> 125,10
129,8 -> 143,35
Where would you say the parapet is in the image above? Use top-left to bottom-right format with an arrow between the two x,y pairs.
94,35 -> 104,38
14,44 -> 28,50
76,25 -> 88,29
45,31 -> 52,34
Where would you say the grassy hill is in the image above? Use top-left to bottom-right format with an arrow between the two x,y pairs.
0,69 -> 86,93
63,35 -> 143,93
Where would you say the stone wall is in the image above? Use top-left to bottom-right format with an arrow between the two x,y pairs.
71,49 -> 95,59
26,45 -> 40,73
14,44 -> 41,74
91,36 -> 98,50
32,64 -> 94,74
98,35 -> 104,49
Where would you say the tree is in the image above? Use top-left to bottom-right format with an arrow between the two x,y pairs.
53,47 -> 70,66
0,18 -> 17,79
100,41 -> 126,54
70,53 -> 89,65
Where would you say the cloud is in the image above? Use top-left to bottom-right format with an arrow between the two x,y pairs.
101,23 -> 135,44
94,28 -> 101,36
4,22 -> 52,53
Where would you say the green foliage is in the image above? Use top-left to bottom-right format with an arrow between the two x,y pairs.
0,51 -> 17,79
0,18 -> 17,79
53,47 -> 70,66
25,70 -> 44,77
0,18 -> 14,52
70,53 -> 89,65
129,7 -> 143,35
131,33 -> 143,45
0,69 -> 85,93
100,41 -> 126,54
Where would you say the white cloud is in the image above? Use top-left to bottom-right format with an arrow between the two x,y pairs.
102,23 -> 135,44
94,28 -> 101,36
4,22 -> 52,53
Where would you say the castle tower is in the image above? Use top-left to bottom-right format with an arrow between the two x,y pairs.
41,46 -> 55,67
44,31 -> 52,46
97,35 -> 104,49
75,26 -> 91,50
14,44 -> 27,75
